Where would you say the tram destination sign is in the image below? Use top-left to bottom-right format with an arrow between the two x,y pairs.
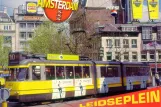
9,52 -> 26,65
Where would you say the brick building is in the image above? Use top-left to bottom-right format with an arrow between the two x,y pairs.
69,0 -> 124,60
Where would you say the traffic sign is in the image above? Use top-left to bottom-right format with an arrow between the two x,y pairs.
0,88 -> 10,101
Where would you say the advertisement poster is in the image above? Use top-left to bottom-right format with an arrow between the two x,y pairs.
131,0 -> 144,19
147,0 -> 160,19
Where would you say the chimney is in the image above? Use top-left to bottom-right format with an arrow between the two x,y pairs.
4,7 -> 7,13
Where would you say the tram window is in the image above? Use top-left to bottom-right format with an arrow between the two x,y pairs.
126,67 -> 131,76
138,67 -> 143,76
66,66 -> 74,79
32,66 -> 41,80
135,67 -> 139,76
126,67 -> 138,76
82,66 -> 90,78
46,66 -> 55,80
113,67 -> 119,77
101,67 -> 107,77
107,67 -> 118,77
7,68 -> 16,81
139,67 -> 146,76
146,67 -> 150,76
17,68 -> 29,81
75,66 -> 82,79
143,67 -> 150,76
131,67 -> 136,76
56,66 -> 65,79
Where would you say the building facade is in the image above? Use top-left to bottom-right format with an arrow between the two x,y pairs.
69,0 -> 124,60
0,8 -> 16,51
98,24 -> 161,61
13,3 -> 45,51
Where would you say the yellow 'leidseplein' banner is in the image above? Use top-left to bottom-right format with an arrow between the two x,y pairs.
47,54 -> 79,61
148,0 -> 159,19
131,0 -> 143,19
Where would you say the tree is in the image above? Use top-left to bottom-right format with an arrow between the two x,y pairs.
0,36 -> 11,68
28,21 -> 73,55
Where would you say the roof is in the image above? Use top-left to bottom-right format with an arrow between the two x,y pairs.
97,23 -> 161,33
0,12 -> 9,18
0,11 -> 12,22
99,24 -> 121,32
19,59 -> 93,65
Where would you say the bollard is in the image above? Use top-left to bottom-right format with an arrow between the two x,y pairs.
2,101 -> 8,107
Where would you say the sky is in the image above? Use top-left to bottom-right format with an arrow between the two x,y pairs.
0,0 -> 161,21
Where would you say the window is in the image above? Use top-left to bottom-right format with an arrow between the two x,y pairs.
8,68 -> 29,81
46,66 -> 55,80
115,52 -> 120,60
20,23 -> 26,28
131,39 -> 137,48
28,32 -> 33,38
115,39 -> 120,47
157,26 -> 161,40
149,52 -> 155,60
141,51 -> 147,61
75,66 -> 82,79
32,66 -> 41,80
9,26 -> 11,30
56,66 -> 65,79
27,23 -> 34,28
20,32 -> 26,39
124,52 -> 129,61
139,67 -> 150,76
100,67 -> 106,77
17,68 -> 29,81
123,39 -> 129,48
126,67 -> 140,76
109,67 -> 118,77
106,52 -> 112,61
132,52 -> 137,61
159,52 -> 161,60
100,67 -> 119,77
142,26 -> 152,40
66,66 -> 74,79
4,25 -> 8,30
106,39 -> 112,47
8,68 -> 17,81
82,66 -> 90,78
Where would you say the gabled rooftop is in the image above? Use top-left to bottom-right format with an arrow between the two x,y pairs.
0,11 -> 13,23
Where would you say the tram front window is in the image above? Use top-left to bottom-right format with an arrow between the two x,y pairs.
17,68 -> 28,81
7,68 -> 29,81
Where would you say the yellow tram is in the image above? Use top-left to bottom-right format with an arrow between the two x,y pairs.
5,52 -> 151,103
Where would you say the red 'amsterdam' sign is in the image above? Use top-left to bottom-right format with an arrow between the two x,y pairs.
37,0 -> 79,23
